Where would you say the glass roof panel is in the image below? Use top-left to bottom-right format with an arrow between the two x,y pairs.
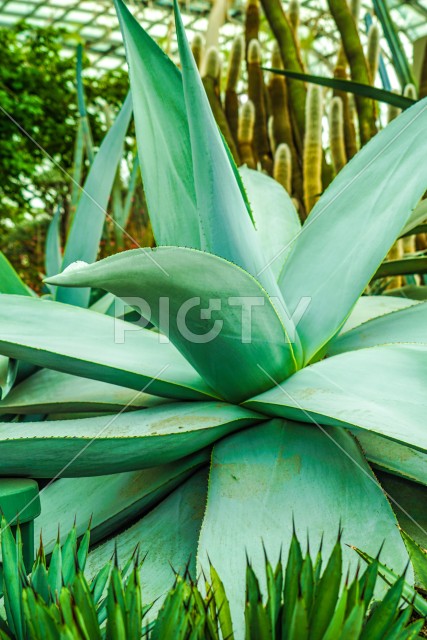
0,0 -> 425,71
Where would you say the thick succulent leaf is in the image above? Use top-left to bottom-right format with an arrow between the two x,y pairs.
0,355 -> 17,401
0,251 -> 34,296
239,167 -> 301,280
56,93 -> 132,308
47,248 -> 297,402
246,345 -> 427,453
45,205 -> 62,297
401,197 -> 427,235
400,529 -> 427,590
35,450 -> 209,554
197,420 -> 409,632
340,295 -> 417,333
376,470 -> 427,549
86,469 -> 208,614
278,97 -> 427,364
329,302 -> 427,355
114,0 -> 200,249
173,1 -> 290,306
0,295 -> 214,400
357,431 -> 427,487
0,401 -> 260,476
0,369 -> 168,415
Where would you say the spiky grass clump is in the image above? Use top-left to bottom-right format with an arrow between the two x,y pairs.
1,518 -> 425,639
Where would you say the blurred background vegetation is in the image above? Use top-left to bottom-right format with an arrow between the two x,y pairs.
0,23 -> 153,292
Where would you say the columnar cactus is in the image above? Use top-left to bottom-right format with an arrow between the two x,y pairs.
268,44 -> 303,200
247,39 -> 271,172
329,96 -> 347,174
245,0 -> 260,61
191,33 -> 204,70
367,20 -> 380,84
387,91 -> 401,123
288,0 -> 300,35
303,84 -> 323,213
404,83 -> 418,100
333,65 -> 358,159
238,100 -> 256,169
350,0 -> 361,22
273,142 -> 292,193
386,239 -> 404,289
225,35 -> 244,147
328,0 -> 377,145
202,47 -> 240,163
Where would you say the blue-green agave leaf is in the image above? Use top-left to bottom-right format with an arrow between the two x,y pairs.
279,98 -> 427,364
197,420 -> 409,633
0,295 -> 214,400
57,92 -> 132,308
246,344 -> 427,453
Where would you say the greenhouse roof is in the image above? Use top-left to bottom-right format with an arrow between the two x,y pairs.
0,0 -> 426,70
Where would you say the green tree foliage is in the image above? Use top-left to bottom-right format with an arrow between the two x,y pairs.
0,22 -> 129,288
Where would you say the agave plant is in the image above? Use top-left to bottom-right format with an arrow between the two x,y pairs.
0,0 -> 427,634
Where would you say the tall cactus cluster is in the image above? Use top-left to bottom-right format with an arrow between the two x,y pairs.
192,0 -> 425,250
303,85 -> 323,213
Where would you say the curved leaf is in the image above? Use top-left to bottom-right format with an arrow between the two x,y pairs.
0,355 -> 17,401
45,205 -> 62,297
383,285 -> 427,300
340,295 -> 417,333
114,0 -> 301,359
114,0 -> 200,249
372,0 -> 416,88
401,198 -> 427,235
197,420 -> 409,633
376,470 -> 427,550
0,369 -> 169,415
329,301 -> 427,355
47,247 -> 297,402
246,345 -> 427,453
374,256 -> 427,279
56,93 -> 132,308
239,167 -> 301,280
0,295 -> 214,401
45,206 -> 62,278
0,252 -> 33,296
278,97 -> 427,363
0,401 -> 260,477
173,2 -> 283,293
264,67 -> 415,109
36,450 -> 208,554
86,470 -> 208,615
357,431 -> 427,486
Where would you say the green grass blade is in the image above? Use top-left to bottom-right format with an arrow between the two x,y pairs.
374,256 -> 427,279
56,92 -> 132,308
264,67 -> 416,109
372,0 -> 416,88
